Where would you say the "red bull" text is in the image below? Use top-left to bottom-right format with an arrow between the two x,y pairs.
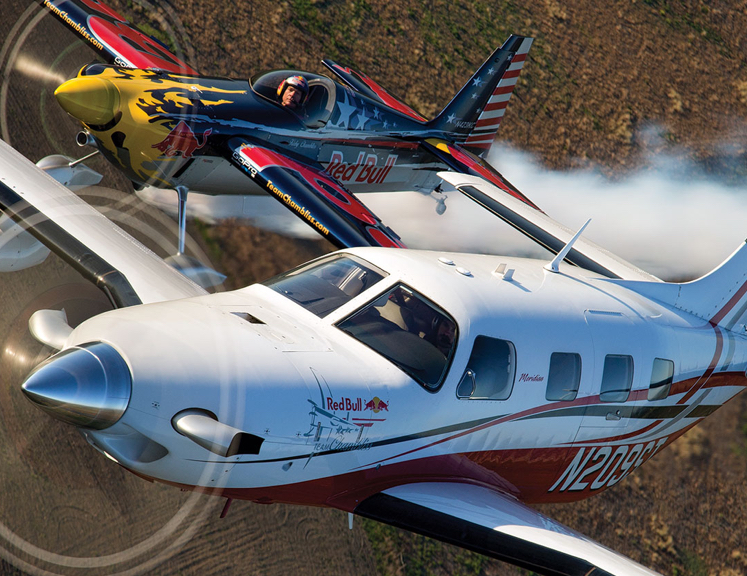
326,151 -> 397,184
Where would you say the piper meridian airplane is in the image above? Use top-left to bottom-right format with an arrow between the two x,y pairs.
39,0 -> 537,255
3,135 -> 747,575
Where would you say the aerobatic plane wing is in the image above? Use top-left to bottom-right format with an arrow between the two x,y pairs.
41,0 -> 198,74
439,172 -> 658,281
0,138 -> 206,307
226,139 -> 405,249
355,482 -> 660,576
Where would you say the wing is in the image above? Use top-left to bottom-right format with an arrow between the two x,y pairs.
438,171 -> 658,281
423,138 -> 541,210
355,482 -> 660,576
321,60 -> 427,122
41,0 -> 198,74
0,138 -> 206,307
226,139 -> 405,249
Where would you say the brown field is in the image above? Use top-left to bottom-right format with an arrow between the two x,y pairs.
1,0 -> 747,574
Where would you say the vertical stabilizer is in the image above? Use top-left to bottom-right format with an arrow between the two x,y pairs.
427,35 -> 533,156
617,241 -> 747,332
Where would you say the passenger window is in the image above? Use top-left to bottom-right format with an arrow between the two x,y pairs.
648,358 -> 674,401
546,353 -> 582,401
337,284 -> 457,390
456,336 -> 516,400
600,355 -> 633,402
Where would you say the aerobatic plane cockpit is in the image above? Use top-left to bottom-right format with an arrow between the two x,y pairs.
251,70 -> 337,128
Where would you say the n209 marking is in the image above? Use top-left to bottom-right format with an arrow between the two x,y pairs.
549,437 -> 668,493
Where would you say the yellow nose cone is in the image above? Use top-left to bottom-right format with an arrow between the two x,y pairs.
54,77 -> 121,126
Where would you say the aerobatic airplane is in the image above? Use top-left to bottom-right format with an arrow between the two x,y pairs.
2,135 -> 746,575
39,0 -> 537,254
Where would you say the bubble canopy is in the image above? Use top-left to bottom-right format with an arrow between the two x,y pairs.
251,70 -> 337,128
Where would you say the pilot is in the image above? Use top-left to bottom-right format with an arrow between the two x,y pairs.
277,75 -> 309,111
434,318 -> 456,356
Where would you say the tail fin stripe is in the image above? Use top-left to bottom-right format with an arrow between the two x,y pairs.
492,85 -> 518,96
467,128 -> 499,136
465,137 -> 496,145
485,103 -> 509,112
480,108 -> 507,118
512,53 -> 528,63
476,120 -> 502,130
710,278 -> 747,325
503,70 -> 522,79
487,95 -> 512,106
480,107 -> 508,118
476,120 -> 504,130
485,98 -> 508,112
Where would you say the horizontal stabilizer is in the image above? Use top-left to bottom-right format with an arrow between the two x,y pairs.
356,482 -> 659,576
438,172 -> 657,281
0,139 -> 206,307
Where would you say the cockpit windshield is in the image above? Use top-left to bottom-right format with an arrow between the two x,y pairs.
263,254 -> 387,317
250,70 -> 337,128
336,284 -> 457,390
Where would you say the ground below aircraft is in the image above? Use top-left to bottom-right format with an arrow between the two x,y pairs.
2,136 -> 746,575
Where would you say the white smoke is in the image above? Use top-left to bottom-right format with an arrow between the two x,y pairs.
367,143 -> 747,281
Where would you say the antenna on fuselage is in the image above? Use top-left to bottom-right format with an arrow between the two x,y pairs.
544,219 -> 591,274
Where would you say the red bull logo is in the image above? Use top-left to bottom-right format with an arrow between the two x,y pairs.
326,151 -> 396,184
364,396 -> 389,413
152,120 -> 212,158
326,396 -> 389,413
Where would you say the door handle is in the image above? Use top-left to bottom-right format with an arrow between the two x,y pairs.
606,410 -> 622,421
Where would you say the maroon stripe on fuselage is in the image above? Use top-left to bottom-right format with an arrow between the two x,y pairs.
680,326 -> 723,404
710,278 -> 747,325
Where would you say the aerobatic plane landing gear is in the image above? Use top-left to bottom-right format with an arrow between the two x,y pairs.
163,185 -> 226,289
175,185 -> 188,256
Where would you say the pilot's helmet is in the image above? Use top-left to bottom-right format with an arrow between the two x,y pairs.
277,75 -> 309,106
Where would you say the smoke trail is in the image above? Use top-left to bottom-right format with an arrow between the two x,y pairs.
367,144 -> 747,281
489,145 -> 747,280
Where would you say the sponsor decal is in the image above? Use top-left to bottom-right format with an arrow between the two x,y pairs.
287,139 -> 317,150
43,0 -> 105,51
326,151 -> 397,184
364,396 -> 389,413
325,396 -> 389,418
305,396 -> 389,454
232,146 -> 330,236
548,437 -> 668,493
518,373 -> 544,383
152,121 -> 212,158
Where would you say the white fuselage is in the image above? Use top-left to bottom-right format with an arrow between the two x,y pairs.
67,248 -> 747,510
